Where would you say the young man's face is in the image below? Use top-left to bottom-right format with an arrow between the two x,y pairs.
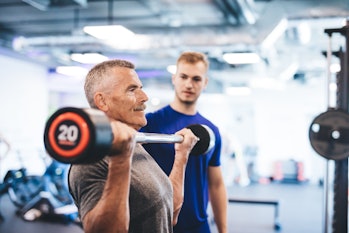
172,61 -> 208,105
103,67 -> 148,130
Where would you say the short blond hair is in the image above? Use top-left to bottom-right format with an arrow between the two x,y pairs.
176,51 -> 209,71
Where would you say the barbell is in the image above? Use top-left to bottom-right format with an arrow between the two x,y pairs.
43,107 -> 215,164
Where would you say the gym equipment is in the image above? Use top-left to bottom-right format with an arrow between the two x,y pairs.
228,198 -> 281,231
3,168 -> 44,209
15,161 -> 79,223
309,109 -> 349,160
308,20 -> 349,233
43,107 -> 215,164
0,157 -> 80,224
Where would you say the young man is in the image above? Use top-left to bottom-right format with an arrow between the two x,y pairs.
68,59 -> 200,233
140,51 -> 228,233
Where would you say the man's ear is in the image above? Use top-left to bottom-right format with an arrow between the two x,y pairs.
171,74 -> 175,85
94,92 -> 108,111
204,76 -> 209,88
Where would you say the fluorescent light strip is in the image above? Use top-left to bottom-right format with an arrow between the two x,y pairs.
167,65 -> 176,74
223,53 -> 260,64
56,66 -> 89,77
261,18 -> 288,49
83,25 -> 134,40
70,53 -> 108,64
225,86 -> 251,96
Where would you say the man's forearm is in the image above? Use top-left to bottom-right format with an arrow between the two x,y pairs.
209,184 -> 228,233
169,153 -> 188,225
84,157 -> 132,233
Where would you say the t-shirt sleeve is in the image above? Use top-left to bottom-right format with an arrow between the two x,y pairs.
208,126 -> 222,167
68,160 -> 108,222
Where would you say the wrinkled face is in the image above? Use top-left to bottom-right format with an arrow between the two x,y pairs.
96,67 -> 148,130
172,61 -> 208,105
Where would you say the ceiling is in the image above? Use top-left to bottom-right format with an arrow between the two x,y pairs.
1,0 -> 349,89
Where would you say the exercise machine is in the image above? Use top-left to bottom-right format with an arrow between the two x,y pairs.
309,19 -> 349,233
0,158 -> 79,225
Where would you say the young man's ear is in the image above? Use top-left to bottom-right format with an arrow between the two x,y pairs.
94,92 -> 108,111
171,74 -> 176,85
204,76 -> 209,89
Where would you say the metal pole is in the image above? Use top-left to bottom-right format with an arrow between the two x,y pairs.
323,160 -> 330,233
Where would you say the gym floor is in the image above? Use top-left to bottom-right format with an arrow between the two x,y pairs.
0,182 -> 329,233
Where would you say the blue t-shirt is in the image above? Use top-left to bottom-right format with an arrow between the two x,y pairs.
140,105 -> 222,233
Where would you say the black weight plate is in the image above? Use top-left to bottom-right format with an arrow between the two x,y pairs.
309,109 -> 349,160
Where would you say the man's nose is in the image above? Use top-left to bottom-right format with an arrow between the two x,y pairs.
185,79 -> 193,88
140,89 -> 149,101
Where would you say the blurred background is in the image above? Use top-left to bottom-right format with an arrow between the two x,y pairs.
1,0 -> 349,232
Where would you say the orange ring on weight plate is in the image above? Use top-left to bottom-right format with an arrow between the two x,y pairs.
48,112 -> 91,158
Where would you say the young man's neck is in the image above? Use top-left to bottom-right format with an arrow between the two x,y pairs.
170,101 -> 197,115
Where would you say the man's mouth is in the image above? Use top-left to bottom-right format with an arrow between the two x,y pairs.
134,105 -> 146,111
183,91 -> 194,95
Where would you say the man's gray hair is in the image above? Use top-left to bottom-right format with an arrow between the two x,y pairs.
84,59 -> 135,108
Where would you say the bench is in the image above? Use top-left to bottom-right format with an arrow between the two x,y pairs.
228,197 -> 281,230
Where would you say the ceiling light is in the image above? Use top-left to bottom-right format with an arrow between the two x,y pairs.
261,18 -> 288,49
70,52 -> 108,64
249,78 -> 285,90
223,52 -> 260,65
55,66 -> 89,77
22,0 -> 50,11
279,62 -> 299,81
330,63 -> 340,73
83,25 -> 134,40
167,65 -> 176,74
297,22 -> 311,45
225,86 -> 251,96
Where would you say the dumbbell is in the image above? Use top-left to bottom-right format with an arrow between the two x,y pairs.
43,107 -> 215,164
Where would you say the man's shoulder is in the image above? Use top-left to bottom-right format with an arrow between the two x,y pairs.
146,105 -> 172,120
196,113 -> 218,128
148,105 -> 171,114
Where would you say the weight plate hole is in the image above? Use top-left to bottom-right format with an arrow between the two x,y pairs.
311,123 -> 320,133
332,130 -> 340,140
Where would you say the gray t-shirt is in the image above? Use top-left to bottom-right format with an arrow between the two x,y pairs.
68,144 -> 173,233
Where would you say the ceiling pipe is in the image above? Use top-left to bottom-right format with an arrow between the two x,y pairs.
214,0 -> 257,25
12,35 -> 99,51
22,0 -> 87,11
213,0 -> 240,25
9,1 -> 286,60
